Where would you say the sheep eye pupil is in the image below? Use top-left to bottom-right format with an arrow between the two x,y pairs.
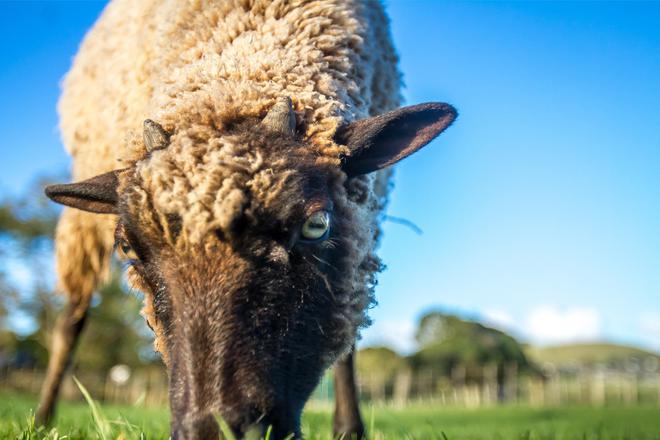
301,211 -> 330,241
117,240 -> 137,261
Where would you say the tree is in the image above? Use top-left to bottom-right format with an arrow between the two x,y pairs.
0,176 -> 58,367
74,270 -> 157,371
410,311 -> 540,389
0,175 -> 155,372
357,346 -> 407,380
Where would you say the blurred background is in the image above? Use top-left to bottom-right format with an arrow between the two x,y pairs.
1,1 -> 659,410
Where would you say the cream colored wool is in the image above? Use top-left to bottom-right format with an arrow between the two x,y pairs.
57,0 -> 401,352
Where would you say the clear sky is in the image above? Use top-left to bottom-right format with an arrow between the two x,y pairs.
1,1 -> 659,353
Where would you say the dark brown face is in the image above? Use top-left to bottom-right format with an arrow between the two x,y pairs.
45,100 -> 456,439
115,158 -> 356,438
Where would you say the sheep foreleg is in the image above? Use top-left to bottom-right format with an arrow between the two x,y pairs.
333,347 -> 365,439
35,297 -> 91,426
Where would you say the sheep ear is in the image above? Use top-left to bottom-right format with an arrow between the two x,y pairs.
45,170 -> 122,214
336,102 -> 457,176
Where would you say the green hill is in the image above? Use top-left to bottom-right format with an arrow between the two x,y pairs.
526,343 -> 660,367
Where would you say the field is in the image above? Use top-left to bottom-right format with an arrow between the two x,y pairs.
525,343 -> 660,366
1,393 -> 660,440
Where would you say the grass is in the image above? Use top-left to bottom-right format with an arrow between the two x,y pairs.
1,390 -> 659,439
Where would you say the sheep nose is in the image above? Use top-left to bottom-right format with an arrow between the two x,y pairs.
171,412 -> 219,440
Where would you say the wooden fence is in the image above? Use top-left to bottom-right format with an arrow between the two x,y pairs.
0,367 -> 169,407
343,366 -> 660,408
3,365 -> 659,408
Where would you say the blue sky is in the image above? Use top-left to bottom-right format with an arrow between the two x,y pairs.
1,1 -> 659,353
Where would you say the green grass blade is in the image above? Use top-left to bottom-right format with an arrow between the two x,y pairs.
72,376 -> 110,440
369,404 -> 375,439
213,413 -> 237,440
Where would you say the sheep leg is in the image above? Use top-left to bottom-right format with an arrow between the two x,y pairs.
333,347 -> 365,439
35,297 -> 91,425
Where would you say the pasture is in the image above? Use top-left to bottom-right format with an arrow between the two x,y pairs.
1,392 -> 659,439
2,2 -> 660,439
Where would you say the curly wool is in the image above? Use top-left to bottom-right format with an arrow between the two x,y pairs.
56,0 -> 401,346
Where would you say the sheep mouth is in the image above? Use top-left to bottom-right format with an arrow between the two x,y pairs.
170,406 -> 300,440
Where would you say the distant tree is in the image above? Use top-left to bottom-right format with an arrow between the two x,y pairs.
0,277 -> 17,328
74,269 -> 158,371
0,176 -> 58,367
356,346 -> 407,400
0,175 -> 155,372
410,311 -> 540,391
357,346 -> 407,380
0,175 -> 58,250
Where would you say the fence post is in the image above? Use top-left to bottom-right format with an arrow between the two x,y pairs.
393,370 -> 411,408
482,363 -> 498,406
590,370 -> 605,406
504,363 -> 518,403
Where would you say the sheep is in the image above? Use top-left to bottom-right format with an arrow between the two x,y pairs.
39,1 -> 456,438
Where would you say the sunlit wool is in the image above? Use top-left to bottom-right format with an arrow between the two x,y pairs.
55,0 -> 401,359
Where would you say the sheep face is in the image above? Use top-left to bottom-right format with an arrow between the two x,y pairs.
121,127 -> 362,438
45,100 -> 456,438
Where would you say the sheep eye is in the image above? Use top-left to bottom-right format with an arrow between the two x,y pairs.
116,239 -> 139,261
301,210 -> 330,241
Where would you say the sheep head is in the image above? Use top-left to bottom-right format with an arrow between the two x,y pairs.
45,100 -> 456,439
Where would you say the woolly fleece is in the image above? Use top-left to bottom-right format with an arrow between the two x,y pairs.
56,0 -> 401,350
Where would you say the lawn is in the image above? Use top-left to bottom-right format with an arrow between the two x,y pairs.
1,392 -> 659,439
